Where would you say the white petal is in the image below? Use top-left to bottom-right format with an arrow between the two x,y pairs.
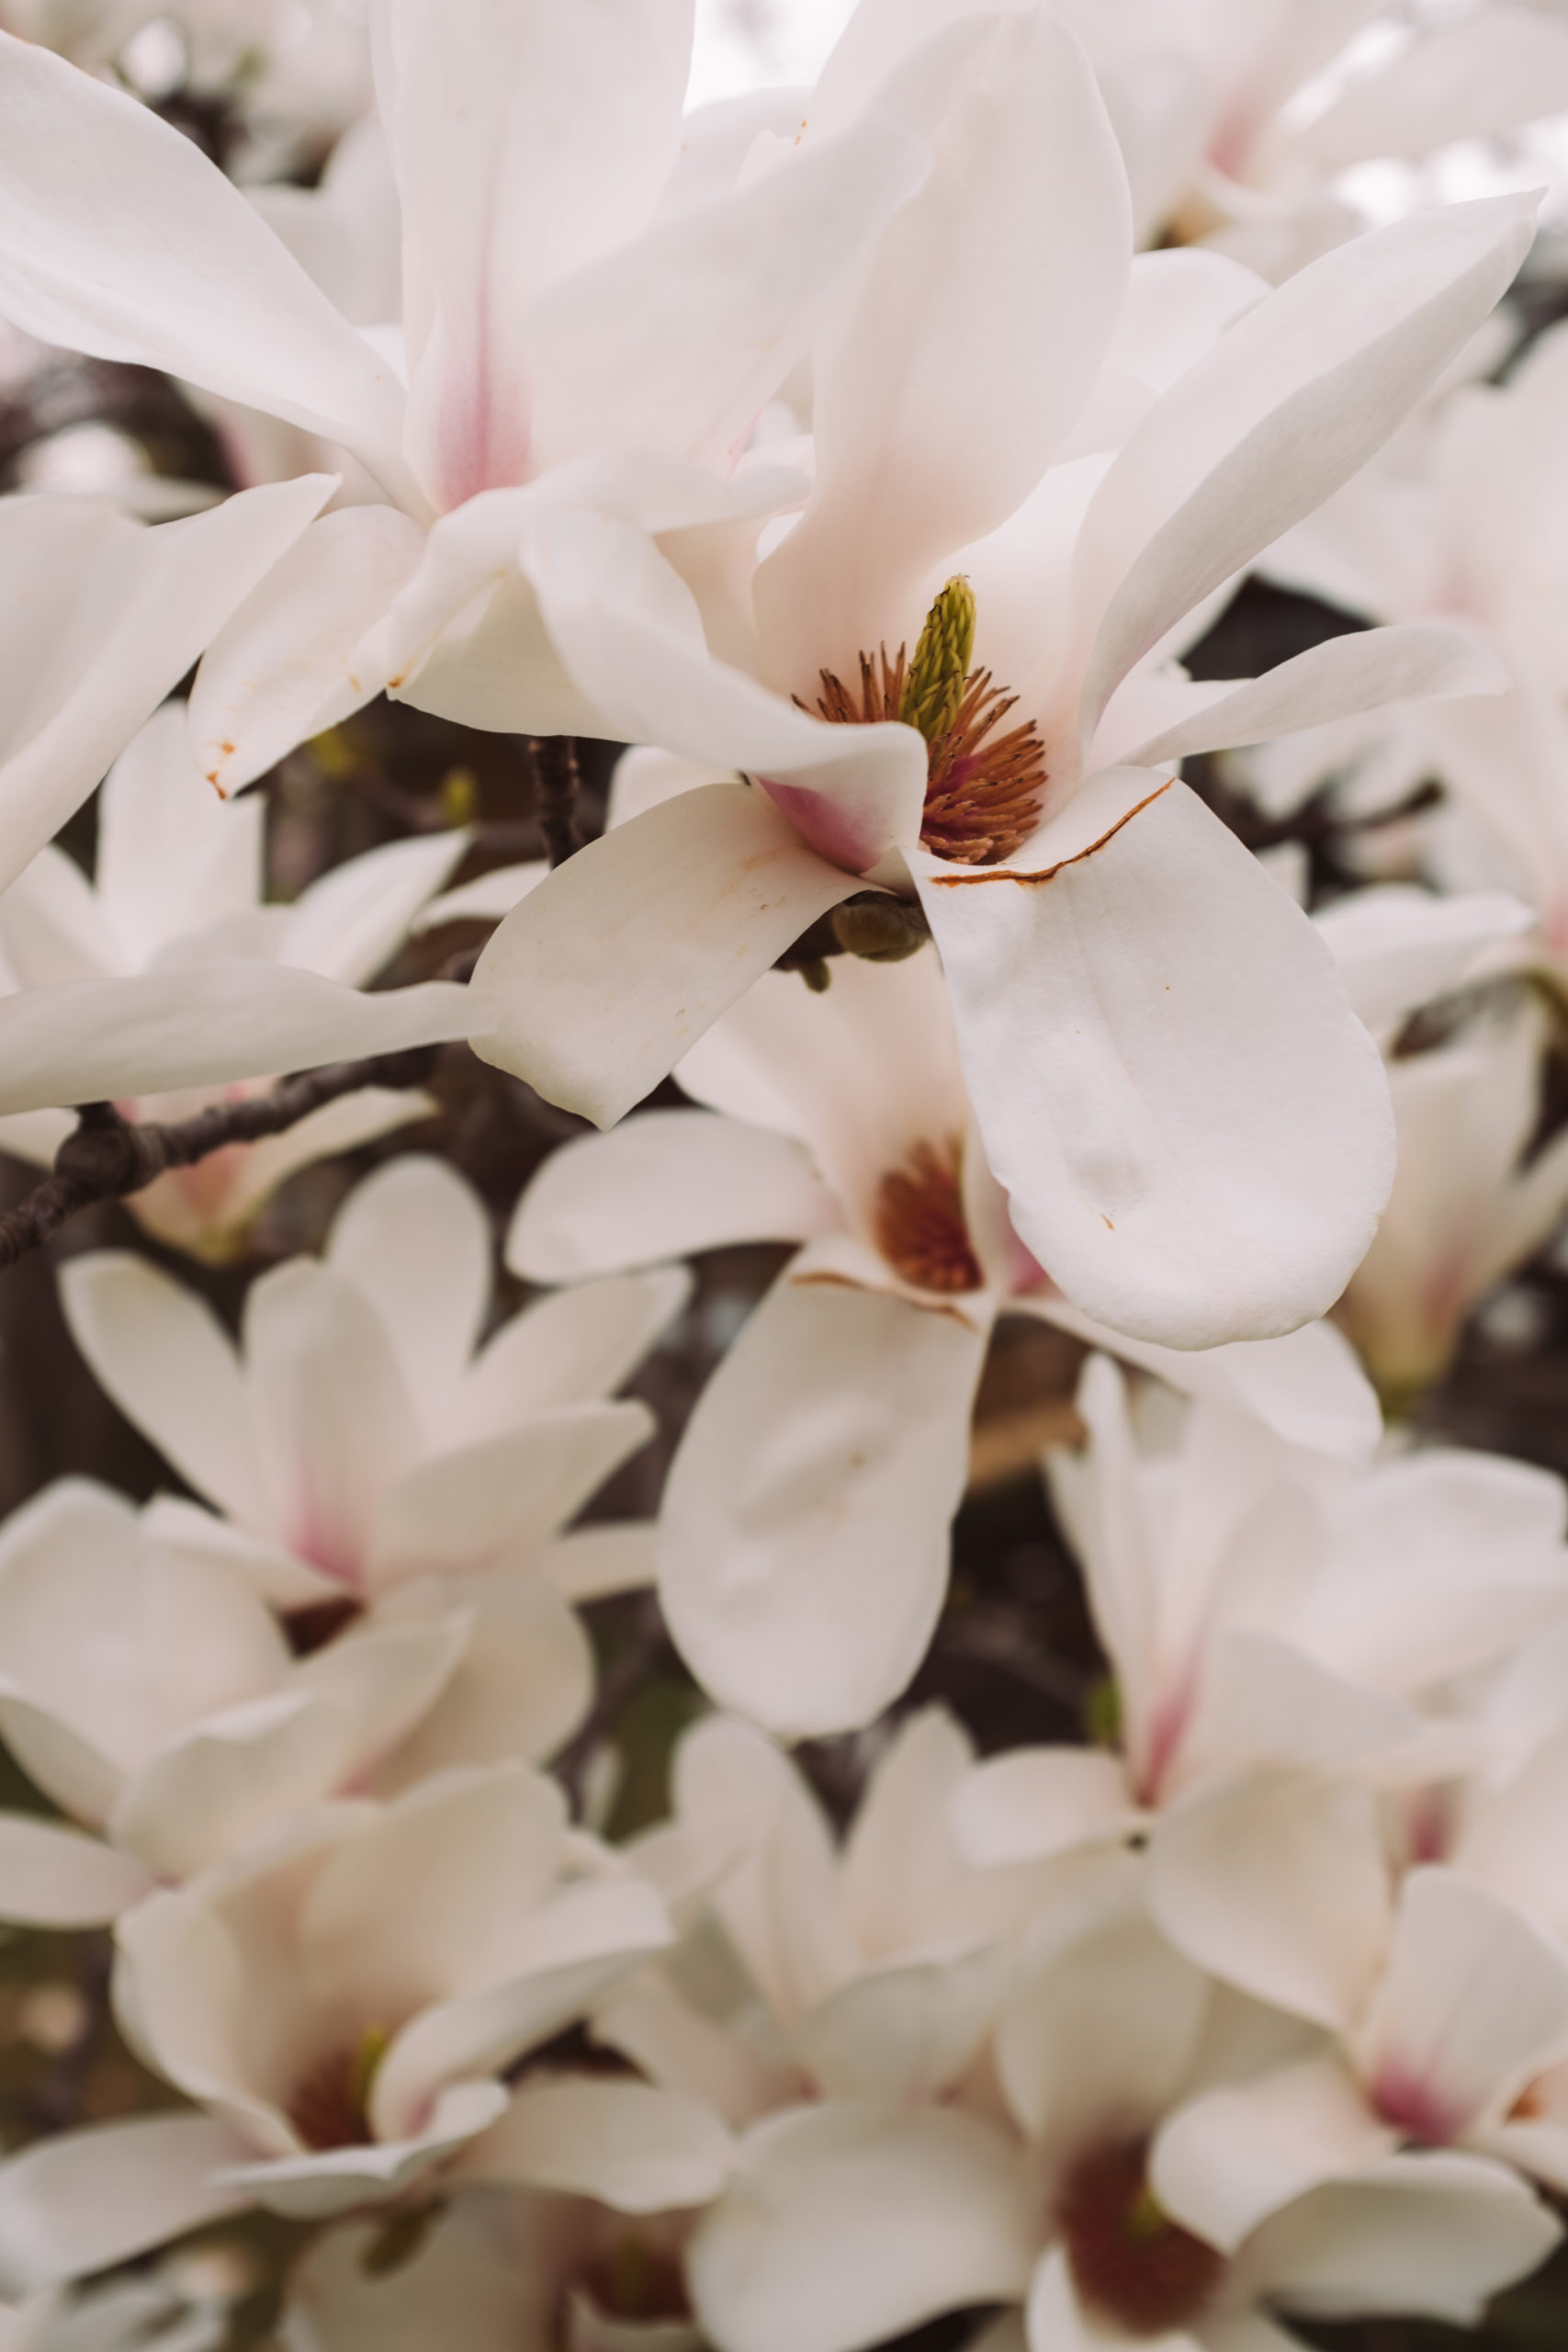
1358,1868 -> 1568,2143
0,1814 -> 150,1927
1235,2149 -> 1561,2326
1148,1771 -> 1393,2032
997,1912 -> 1210,2162
688,2103 -> 1036,2352
0,2115 -> 251,2296
1152,2057 -> 1397,2255
916,777 -> 1395,1348
189,507 -> 427,797
949,1747 -> 1139,1868
243,1260 -> 422,1587
0,481 -> 333,897
543,1522 -> 657,1604
283,831 -> 471,987
658,1271 -> 986,1737
413,860 -> 548,931
327,1155 -> 491,1420
471,786 -> 855,1128
60,1253 -> 266,1525
0,965 -> 477,1115
220,2078 -> 510,2221
756,8 -> 1130,684
96,701 -> 264,964
369,1404 -> 654,1591
1280,8 -> 1568,177
506,1111 -> 839,1279
1070,194 -> 1539,741
522,117 -> 929,479
1122,626 -> 1508,769
462,2076 -> 737,2211
367,1568 -> 592,1784
461,1270 -> 692,1430
1314,883 -> 1534,1044
0,39 -> 412,494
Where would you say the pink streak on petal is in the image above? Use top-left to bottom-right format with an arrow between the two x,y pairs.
759,778 -> 881,876
1371,2063 -> 1461,2146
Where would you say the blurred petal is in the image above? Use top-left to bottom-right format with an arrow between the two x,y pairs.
463,2077 -> 738,2211
0,2115 -> 251,2296
0,1815 -> 150,1927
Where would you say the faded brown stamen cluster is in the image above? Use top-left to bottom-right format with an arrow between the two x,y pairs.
288,2046 -> 376,2153
1057,2141 -> 1224,2338
874,1139 -> 983,1295
804,646 -> 1047,867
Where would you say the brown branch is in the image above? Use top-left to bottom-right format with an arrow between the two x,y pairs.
0,1045 -> 442,1272
526,735 -> 583,866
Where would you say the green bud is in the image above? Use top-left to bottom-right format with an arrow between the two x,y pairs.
900,576 -> 976,746
829,894 -> 931,964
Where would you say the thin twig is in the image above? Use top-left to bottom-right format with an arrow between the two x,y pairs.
0,1045 -> 442,1272
527,735 -> 583,866
552,1593 -> 670,1816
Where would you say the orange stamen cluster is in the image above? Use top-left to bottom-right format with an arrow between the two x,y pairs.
874,1138 -> 983,1295
804,643 -> 1047,867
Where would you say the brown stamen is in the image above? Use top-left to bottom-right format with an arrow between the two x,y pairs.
1057,2142 -> 1224,2338
801,643 -> 1047,868
874,1139 -> 983,1295
288,2024 -> 388,2152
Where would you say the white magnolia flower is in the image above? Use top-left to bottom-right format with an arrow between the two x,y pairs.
951,1352 -> 1568,1860
60,1152 -> 681,1614
469,6 -> 1534,1349
0,700 -> 468,1255
599,1707 -> 1055,2116
0,2 -> 927,792
688,1896 -> 1559,2352
513,950 -> 1381,1734
0,1766 -> 674,2291
0,1476 -> 475,1911
1149,1860 -> 1568,2266
0,485 -> 474,1108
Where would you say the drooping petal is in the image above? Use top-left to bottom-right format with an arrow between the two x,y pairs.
219,2079 -> 511,2222
461,2077 -> 738,2211
506,1112 -> 840,1279
0,965 -> 478,1116
916,777 -> 1395,1348
188,507 -> 427,797
0,2115 -> 252,2297
657,1269 -> 987,1737
1151,2057 -> 1401,2255
0,37 -> 412,497
687,2103 -> 1037,2352
470,786 -> 858,1128
756,8 -> 1131,687
0,1815 -> 151,1928
1068,193 -> 1540,744
1120,625 -> 1507,769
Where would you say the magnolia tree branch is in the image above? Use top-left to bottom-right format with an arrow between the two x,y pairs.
0,1046 -> 442,1272
527,735 -> 584,866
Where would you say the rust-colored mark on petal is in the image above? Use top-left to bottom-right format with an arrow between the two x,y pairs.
925,779 -> 1174,888
1101,1216 -> 1114,1231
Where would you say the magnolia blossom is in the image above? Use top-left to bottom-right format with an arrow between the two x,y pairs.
951,1351 -> 1568,1862
1064,0 -> 1568,268
599,1708 -> 1057,2117
687,1894 -> 1559,2352
0,2 -> 928,789
0,701 -> 467,1255
513,950 -> 1380,1734
469,5 -> 1536,1349
0,1766 -> 674,2294
0,483 -> 477,1107
57,1157 -> 682,1804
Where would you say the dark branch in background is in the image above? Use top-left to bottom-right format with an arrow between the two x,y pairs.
0,1046 -> 442,1273
527,735 -> 584,867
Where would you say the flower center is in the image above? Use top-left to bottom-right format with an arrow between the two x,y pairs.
1057,2142 -> 1224,2339
874,1139 -> 983,1295
802,579 -> 1047,866
288,2023 -> 389,2152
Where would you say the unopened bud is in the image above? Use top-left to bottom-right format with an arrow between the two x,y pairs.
830,894 -> 931,963
900,576 -> 976,746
